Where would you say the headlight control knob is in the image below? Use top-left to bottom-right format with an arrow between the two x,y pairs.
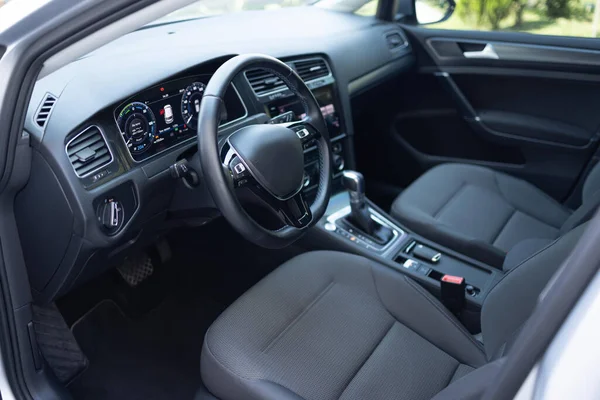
98,198 -> 124,233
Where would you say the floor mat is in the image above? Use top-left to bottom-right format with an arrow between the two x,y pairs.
32,303 -> 88,384
68,295 -> 225,400
63,219 -> 305,400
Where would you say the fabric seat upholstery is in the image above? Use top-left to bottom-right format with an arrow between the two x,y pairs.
390,163 -> 599,267
201,223 -> 584,400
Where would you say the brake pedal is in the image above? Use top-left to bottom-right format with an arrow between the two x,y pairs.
155,237 -> 172,264
117,253 -> 154,287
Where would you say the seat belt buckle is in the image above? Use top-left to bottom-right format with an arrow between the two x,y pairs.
440,275 -> 466,315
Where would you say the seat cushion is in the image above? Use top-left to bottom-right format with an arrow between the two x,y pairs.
390,163 -> 571,267
201,251 -> 486,400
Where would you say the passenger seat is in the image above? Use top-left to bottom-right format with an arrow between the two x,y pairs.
390,163 -> 600,268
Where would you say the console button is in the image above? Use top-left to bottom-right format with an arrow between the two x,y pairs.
333,154 -> 344,171
303,173 -> 311,188
332,142 -> 342,154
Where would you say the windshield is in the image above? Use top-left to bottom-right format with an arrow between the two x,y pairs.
0,0 -> 50,32
150,0 -> 376,26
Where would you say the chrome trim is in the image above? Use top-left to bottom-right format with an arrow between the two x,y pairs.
428,37 -> 600,65
114,76 -> 248,164
463,44 -> 499,60
326,205 -> 407,256
243,56 -> 334,98
65,125 -> 115,179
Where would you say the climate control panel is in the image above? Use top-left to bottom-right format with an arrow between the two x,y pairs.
303,137 -> 345,193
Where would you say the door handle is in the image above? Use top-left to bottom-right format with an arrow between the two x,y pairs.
463,44 -> 499,60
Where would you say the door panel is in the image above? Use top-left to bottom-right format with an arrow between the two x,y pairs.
384,26 -> 600,201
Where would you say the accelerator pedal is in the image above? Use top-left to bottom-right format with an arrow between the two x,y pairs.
32,303 -> 88,383
117,252 -> 154,287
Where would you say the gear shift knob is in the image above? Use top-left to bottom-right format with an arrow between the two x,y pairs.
341,170 -> 394,244
342,170 -> 366,196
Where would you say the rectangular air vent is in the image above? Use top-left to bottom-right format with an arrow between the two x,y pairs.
292,58 -> 330,82
35,93 -> 57,128
245,57 -> 331,96
385,32 -> 406,50
66,126 -> 113,178
245,68 -> 287,96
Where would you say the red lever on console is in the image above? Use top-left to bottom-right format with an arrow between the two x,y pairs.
441,275 -> 465,285
440,275 -> 466,315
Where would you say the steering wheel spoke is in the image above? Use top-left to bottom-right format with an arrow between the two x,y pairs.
248,185 -> 312,228
277,191 -> 312,228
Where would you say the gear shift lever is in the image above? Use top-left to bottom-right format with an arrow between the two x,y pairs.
342,171 -> 376,234
342,171 -> 393,244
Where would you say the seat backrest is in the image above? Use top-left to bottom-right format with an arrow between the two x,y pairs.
480,222 -> 586,360
561,162 -> 600,233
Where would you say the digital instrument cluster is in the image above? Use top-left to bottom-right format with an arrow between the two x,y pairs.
114,75 -> 246,162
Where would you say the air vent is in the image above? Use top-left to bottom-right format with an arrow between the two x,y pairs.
245,69 -> 287,96
292,58 -> 330,82
35,93 -> 57,128
245,57 -> 331,96
385,32 -> 406,50
66,126 -> 113,178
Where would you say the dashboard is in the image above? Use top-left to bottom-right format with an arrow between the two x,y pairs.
19,6 -> 414,303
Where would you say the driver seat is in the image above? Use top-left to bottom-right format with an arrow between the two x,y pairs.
201,223 -> 585,400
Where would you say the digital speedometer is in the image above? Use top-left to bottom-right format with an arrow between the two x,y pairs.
180,82 -> 206,130
116,102 -> 156,155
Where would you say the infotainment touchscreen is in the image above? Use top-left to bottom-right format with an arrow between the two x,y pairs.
265,85 -> 342,137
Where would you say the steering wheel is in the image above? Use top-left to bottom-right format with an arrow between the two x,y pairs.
197,54 -> 332,248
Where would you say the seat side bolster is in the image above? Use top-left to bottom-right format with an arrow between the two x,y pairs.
369,261 -> 488,367
430,358 -> 506,400
481,223 -> 586,358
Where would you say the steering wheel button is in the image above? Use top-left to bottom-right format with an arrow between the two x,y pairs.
233,163 -> 246,174
296,128 -> 310,139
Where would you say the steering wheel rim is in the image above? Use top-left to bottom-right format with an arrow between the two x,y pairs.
198,54 -> 332,248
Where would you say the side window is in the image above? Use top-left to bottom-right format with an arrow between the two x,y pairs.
416,0 -> 600,38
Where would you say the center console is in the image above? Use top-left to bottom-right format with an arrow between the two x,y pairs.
310,171 -> 503,332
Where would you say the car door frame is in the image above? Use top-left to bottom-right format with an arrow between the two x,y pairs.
0,0 -> 199,397
390,1 -> 600,203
